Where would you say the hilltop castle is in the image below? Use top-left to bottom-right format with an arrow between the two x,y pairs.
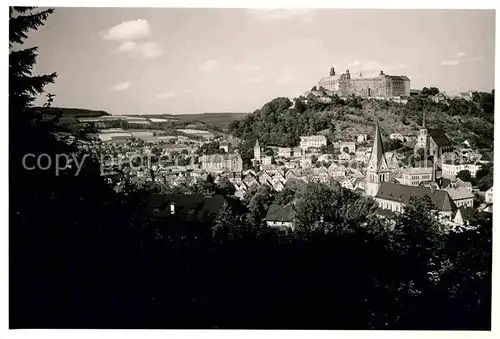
318,67 -> 410,98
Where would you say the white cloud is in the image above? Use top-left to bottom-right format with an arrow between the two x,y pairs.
346,60 -> 388,73
454,52 -> 467,58
199,59 -> 219,73
117,40 -> 164,58
441,60 -> 460,66
118,41 -> 164,59
156,92 -> 176,99
341,61 -> 407,76
347,60 -> 361,67
246,9 -> 316,23
464,56 -> 482,63
101,19 -> 150,41
247,77 -> 262,83
110,82 -> 131,91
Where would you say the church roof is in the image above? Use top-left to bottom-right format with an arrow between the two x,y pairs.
376,182 -> 457,212
428,129 -> 452,147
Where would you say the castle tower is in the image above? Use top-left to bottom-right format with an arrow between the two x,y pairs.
365,123 -> 390,197
253,139 -> 261,162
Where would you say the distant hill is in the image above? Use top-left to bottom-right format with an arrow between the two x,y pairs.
35,107 -> 111,118
127,112 -> 250,131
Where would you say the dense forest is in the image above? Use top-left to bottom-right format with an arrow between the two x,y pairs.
229,91 -> 494,167
9,7 -> 492,330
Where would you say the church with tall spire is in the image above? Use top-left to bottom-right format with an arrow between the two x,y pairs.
365,123 -> 391,197
414,111 -> 453,164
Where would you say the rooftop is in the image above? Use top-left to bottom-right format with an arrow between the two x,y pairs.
265,204 -> 295,222
445,187 -> 474,201
376,182 -> 456,212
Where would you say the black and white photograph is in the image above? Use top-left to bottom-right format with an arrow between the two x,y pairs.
6,1 -> 497,335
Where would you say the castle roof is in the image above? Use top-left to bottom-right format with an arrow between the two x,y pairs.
387,75 -> 410,81
318,75 -> 340,83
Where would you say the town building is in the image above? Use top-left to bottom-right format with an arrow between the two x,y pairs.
365,123 -> 391,197
357,134 -> 368,144
414,112 -> 453,162
399,167 -> 434,186
333,141 -> 357,154
292,147 -> 303,158
328,163 -> 348,178
300,135 -> 327,151
145,193 -> 248,229
445,187 -> 474,208
264,204 -> 295,229
200,153 -> 243,173
389,133 -> 405,142
453,207 -> 475,226
219,142 -> 229,153
478,151 -> 494,164
262,156 -> 273,166
317,68 -> 410,98
485,186 -> 493,204
441,162 -> 481,180
375,182 -> 457,220
278,147 -> 293,158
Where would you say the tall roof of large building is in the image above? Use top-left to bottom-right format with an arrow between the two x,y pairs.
376,182 -> 457,212
428,129 -> 452,147
367,123 -> 389,172
387,75 -> 410,81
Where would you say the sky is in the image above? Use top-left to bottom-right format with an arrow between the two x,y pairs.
25,8 -> 495,115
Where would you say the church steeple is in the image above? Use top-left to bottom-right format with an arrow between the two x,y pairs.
253,139 -> 261,163
365,122 -> 390,197
368,122 -> 388,171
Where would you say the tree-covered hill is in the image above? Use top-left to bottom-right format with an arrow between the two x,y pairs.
35,106 -> 111,118
229,91 -> 494,167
